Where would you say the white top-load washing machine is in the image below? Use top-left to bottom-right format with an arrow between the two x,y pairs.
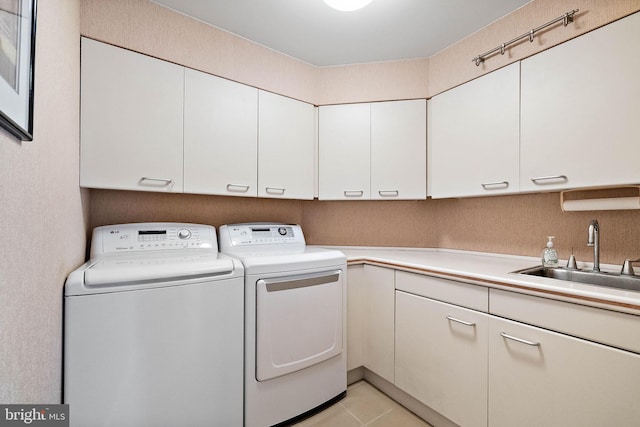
64,223 -> 244,427
219,223 -> 347,427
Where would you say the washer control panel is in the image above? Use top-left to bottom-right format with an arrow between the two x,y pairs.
220,224 -> 305,249
91,223 -> 218,257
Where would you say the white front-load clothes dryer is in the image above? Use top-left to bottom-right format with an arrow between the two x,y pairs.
64,223 -> 244,427
219,223 -> 347,427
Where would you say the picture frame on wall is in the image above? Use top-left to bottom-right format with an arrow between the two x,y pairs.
0,0 -> 37,141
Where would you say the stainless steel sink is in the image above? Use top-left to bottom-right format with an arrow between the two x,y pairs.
513,266 -> 640,292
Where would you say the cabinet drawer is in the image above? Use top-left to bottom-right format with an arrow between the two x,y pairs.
395,271 -> 488,312
490,288 -> 640,354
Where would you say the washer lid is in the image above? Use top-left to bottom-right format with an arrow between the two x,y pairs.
83,252 -> 234,287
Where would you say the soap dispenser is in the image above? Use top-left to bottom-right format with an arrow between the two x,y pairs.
542,236 -> 559,268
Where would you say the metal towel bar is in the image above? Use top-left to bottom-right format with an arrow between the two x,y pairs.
472,9 -> 579,66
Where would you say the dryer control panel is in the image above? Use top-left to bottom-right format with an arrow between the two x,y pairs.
90,223 -> 218,258
219,224 -> 305,251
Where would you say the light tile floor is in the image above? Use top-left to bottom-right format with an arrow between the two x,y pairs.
293,381 -> 433,427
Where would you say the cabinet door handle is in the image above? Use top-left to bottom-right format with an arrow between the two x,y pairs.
500,332 -> 540,347
344,190 -> 364,198
378,190 -> 399,197
446,315 -> 476,327
226,184 -> 250,193
140,177 -> 175,191
265,187 -> 285,195
481,181 -> 509,190
530,175 -> 568,185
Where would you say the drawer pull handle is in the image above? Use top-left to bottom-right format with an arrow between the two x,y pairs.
500,332 -> 540,347
344,190 -> 364,198
378,190 -> 399,197
481,181 -> 509,190
140,177 -> 175,191
226,184 -> 250,193
530,175 -> 568,184
446,315 -> 476,327
266,187 -> 285,195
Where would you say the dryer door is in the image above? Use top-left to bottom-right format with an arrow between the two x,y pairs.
255,270 -> 343,381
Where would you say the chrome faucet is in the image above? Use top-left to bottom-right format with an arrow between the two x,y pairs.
587,219 -> 600,272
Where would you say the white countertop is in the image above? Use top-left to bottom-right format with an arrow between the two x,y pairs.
319,246 -> 640,315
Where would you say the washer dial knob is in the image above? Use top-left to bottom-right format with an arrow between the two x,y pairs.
278,227 -> 287,236
177,229 -> 192,240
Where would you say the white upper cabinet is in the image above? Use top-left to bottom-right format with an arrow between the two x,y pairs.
80,38 -> 184,192
81,41 -> 318,200
429,63 -> 520,198
318,100 -> 426,200
258,91 -> 315,199
318,103 -> 371,200
183,68 -> 258,197
371,100 -> 427,200
520,12 -> 640,192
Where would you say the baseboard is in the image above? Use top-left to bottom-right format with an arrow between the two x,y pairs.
347,366 -> 364,385
362,368 -> 459,427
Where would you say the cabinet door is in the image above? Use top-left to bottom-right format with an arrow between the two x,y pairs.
520,12 -> 640,192
183,68 -> 258,197
346,265 -> 364,371
318,104 -> 371,200
371,100 -> 427,200
258,91 -> 315,199
396,291 -> 488,427
362,265 -> 394,382
489,316 -> 640,427
80,38 -> 184,192
429,63 -> 519,198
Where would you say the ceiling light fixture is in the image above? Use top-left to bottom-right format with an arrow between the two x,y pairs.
323,0 -> 373,12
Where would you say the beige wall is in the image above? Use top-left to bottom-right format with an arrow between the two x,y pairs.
315,59 -> 429,105
302,192 -> 640,266
80,0 -> 640,103
92,190 -> 640,266
429,0 -> 640,96
2,0 -> 637,406
90,190 -> 304,232
83,0 -> 640,266
0,0 -> 88,403
80,0 -> 317,103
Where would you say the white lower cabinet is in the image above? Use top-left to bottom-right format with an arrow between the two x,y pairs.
346,265 -> 364,371
488,316 -> 640,427
347,264 -> 640,427
396,290 -> 488,427
362,265 -> 395,383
